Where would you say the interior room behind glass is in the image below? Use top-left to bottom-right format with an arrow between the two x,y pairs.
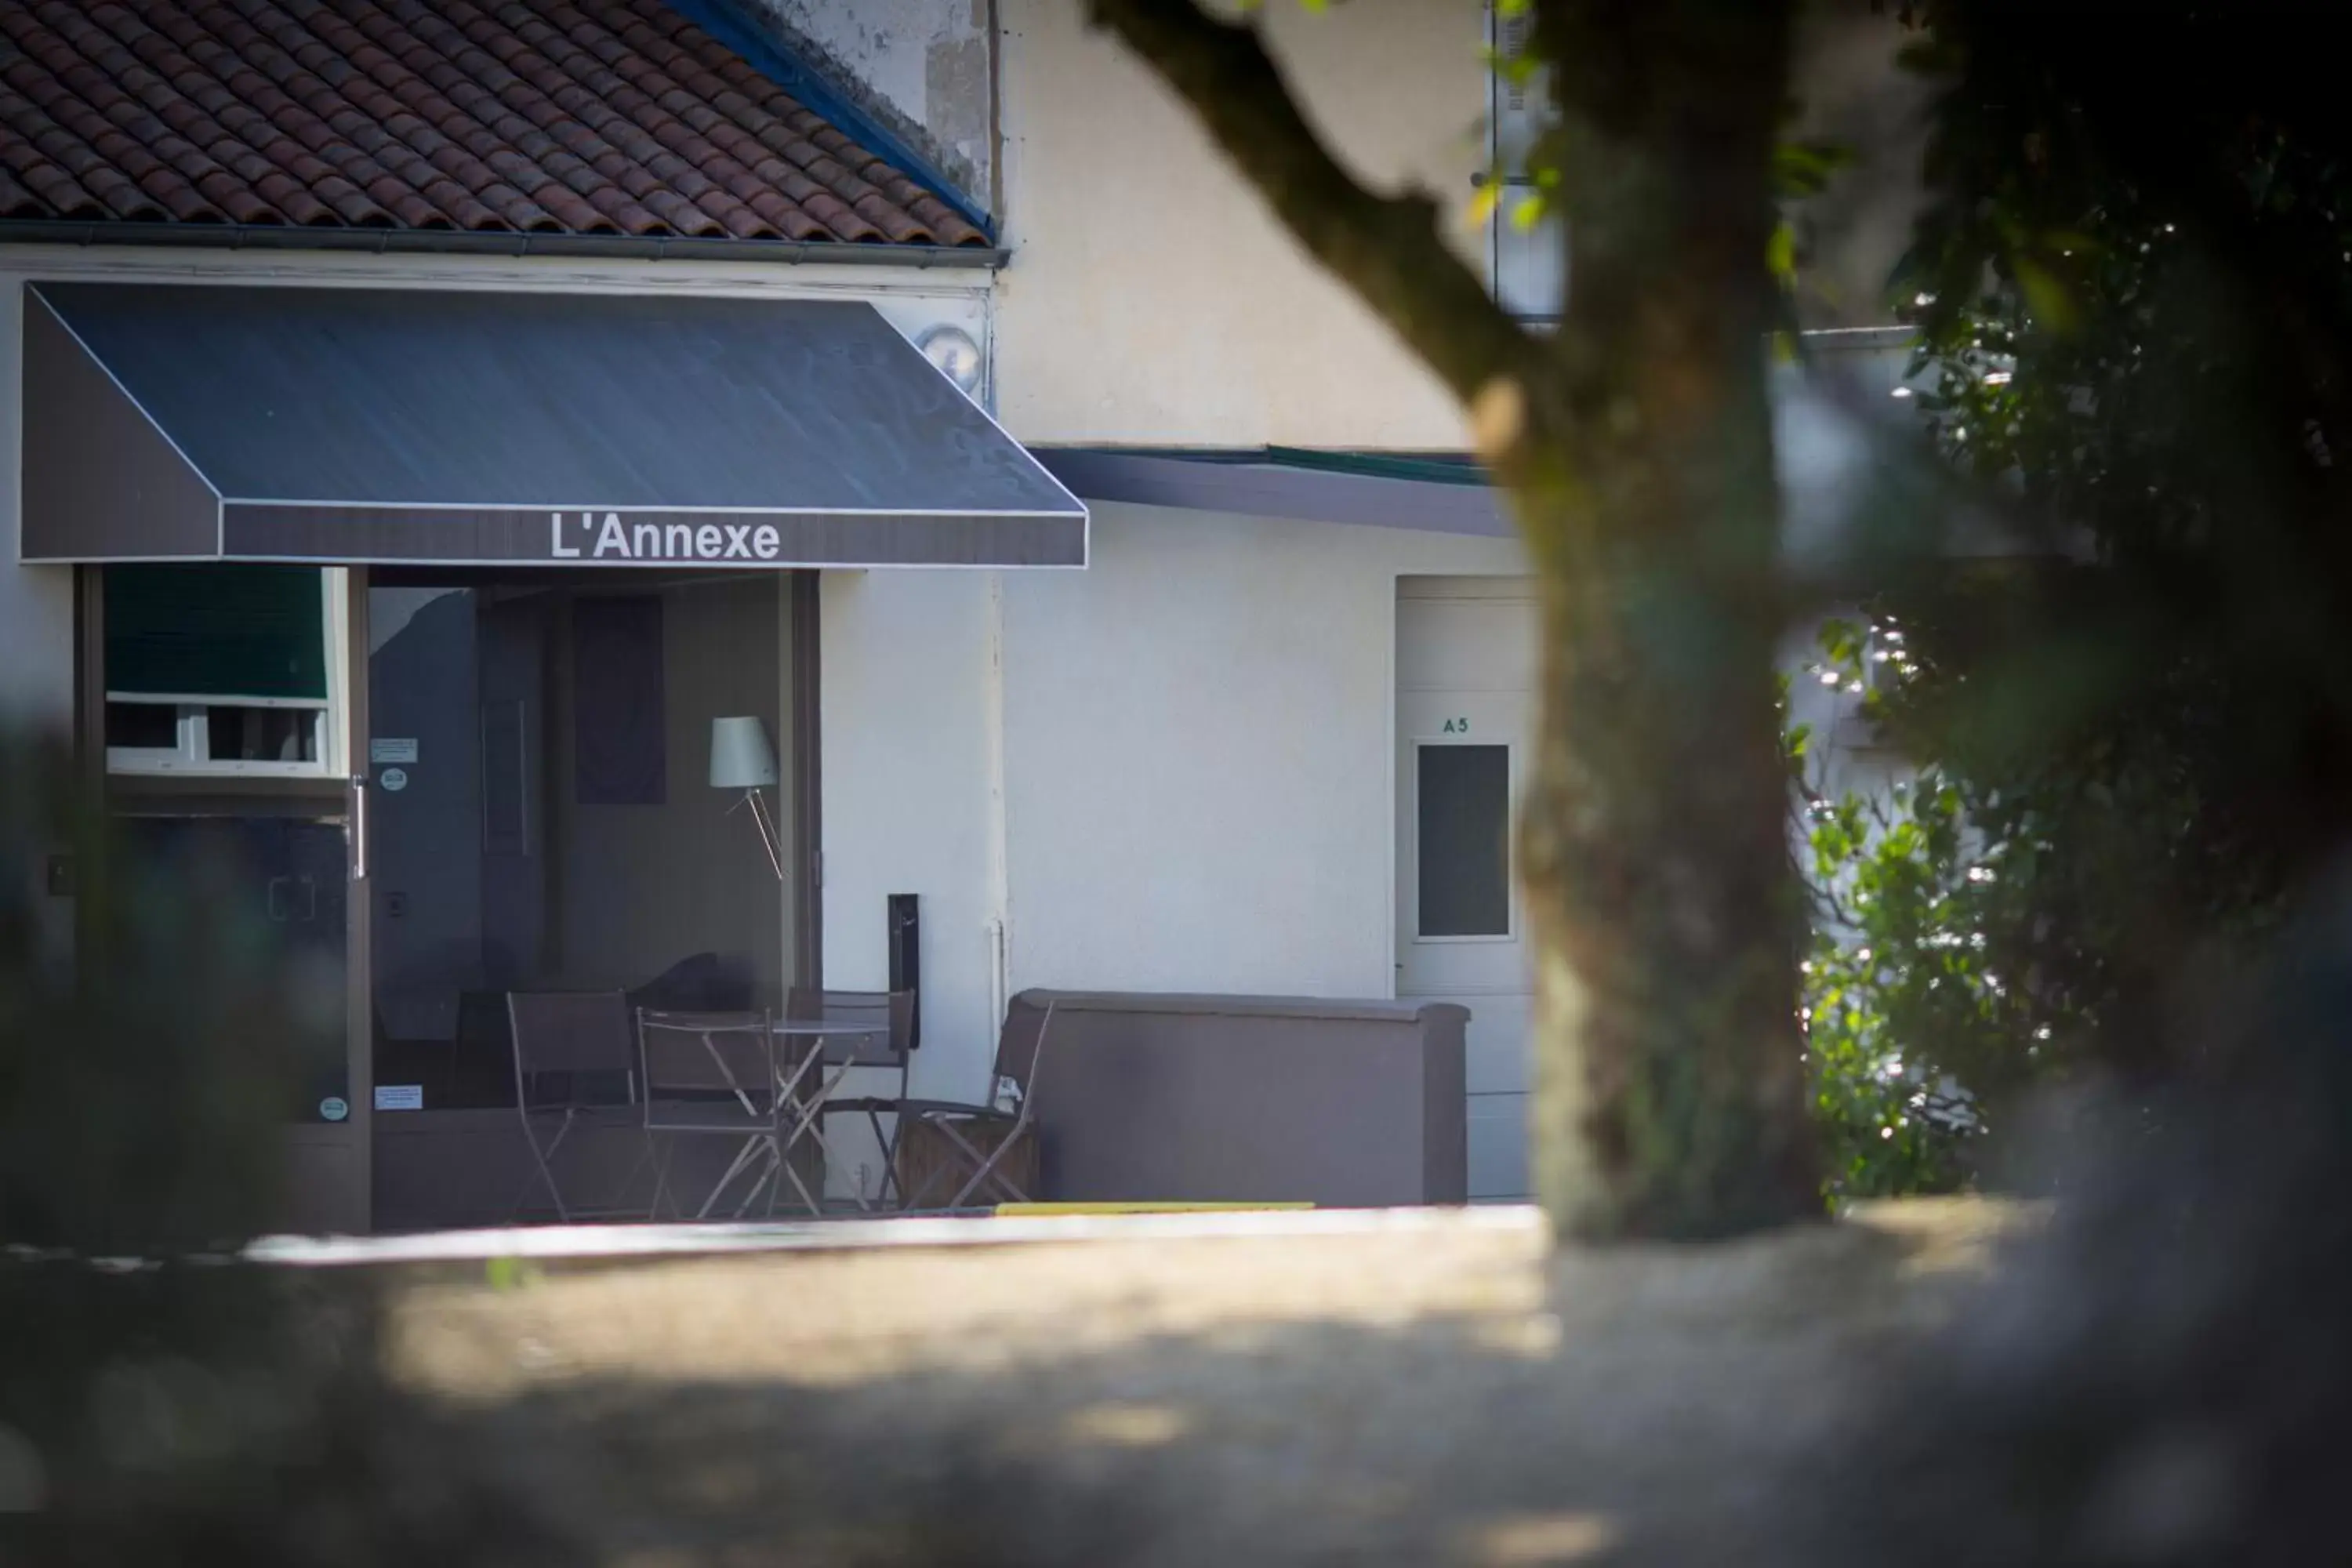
368,574 -> 789,1109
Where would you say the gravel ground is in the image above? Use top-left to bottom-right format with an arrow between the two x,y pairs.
378,1200 -> 2025,1566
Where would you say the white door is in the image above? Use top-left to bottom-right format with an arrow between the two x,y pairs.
1396,579 -> 1539,1200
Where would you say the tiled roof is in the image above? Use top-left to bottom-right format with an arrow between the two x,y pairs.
0,0 -> 988,248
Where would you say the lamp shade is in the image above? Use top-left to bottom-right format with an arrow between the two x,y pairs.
709,716 -> 779,789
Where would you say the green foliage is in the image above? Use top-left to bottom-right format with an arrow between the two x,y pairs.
2,730 -> 567,1560
1472,20 -> 1850,278
1791,581 -> 2281,1196
0,739 -> 318,1253
1788,1 -> 2350,1200
1794,625 -> 2047,1197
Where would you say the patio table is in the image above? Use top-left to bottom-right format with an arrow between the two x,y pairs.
768,1015 -> 893,1215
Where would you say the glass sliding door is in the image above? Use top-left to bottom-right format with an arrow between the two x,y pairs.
365,572 -> 796,1229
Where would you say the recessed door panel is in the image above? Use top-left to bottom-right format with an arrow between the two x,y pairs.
1396,586 -> 1538,1200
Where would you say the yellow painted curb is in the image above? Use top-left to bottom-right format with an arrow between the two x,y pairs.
993,1201 -> 1316,1216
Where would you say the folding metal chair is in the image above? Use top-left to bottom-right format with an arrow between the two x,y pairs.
896,998 -> 1056,1210
506,990 -> 654,1223
786,988 -> 916,1207
637,1008 -> 804,1220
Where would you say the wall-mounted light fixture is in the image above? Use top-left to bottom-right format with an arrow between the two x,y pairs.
917,324 -> 984,397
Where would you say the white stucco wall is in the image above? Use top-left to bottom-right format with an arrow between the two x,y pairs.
818,567 -> 1002,1102
993,0 -> 1485,448
819,503 -> 1526,1114
1004,504 -> 1525,994
815,339 -> 1949,1131
0,281 -> 74,733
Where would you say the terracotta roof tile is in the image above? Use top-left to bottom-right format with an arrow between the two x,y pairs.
0,0 -> 987,248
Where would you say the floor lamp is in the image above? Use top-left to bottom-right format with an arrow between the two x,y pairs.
710,716 -> 785,880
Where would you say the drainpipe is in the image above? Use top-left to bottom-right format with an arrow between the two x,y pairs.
982,571 -> 1012,1072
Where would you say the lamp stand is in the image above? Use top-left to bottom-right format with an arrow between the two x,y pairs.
732,787 -> 786,880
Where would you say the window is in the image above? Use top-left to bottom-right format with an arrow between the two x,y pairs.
1417,743 -> 1512,938
103,564 -> 336,777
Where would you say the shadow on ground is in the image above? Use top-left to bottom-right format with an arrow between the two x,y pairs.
367,1204 -> 2004,1566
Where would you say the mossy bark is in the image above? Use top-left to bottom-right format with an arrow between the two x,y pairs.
1489,1 -> 1821,1238
1508,456 -> 1819,1236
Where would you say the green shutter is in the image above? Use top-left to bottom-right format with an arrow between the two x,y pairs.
104,565 -> 328,701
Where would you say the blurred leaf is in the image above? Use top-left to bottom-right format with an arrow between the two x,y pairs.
2011,254 -> 2080,334
1774,139 -> 1855,200
485,1255 -> 541,1292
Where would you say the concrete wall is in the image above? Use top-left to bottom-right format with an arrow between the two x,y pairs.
815,564 -> 1002,1200
1005,504 -> 1524,996
992,0 -> 1484,448
820,503 -> 1527,1119
1011,991 -> 1469,1205
818,567 -> 1000,1098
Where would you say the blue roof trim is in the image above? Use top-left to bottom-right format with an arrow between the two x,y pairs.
1073,446 -> 1495,488
663,0 -> 996,241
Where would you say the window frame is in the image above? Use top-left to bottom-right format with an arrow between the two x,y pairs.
103,691 -> 334,777
100,568 -> 346,781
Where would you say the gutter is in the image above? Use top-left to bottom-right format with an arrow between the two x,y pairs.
0,220 -> 1007,270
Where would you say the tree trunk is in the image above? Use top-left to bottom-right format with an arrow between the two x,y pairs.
1512,466 -> 1820,1237
1504,0 -> 1820,1237
1088,0 -> 1820,1238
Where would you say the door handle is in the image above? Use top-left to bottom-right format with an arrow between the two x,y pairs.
267,876 -> 291,921
350,775 -> 367,880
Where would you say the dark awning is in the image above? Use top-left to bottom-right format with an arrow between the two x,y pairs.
20,283 -> 1086,568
